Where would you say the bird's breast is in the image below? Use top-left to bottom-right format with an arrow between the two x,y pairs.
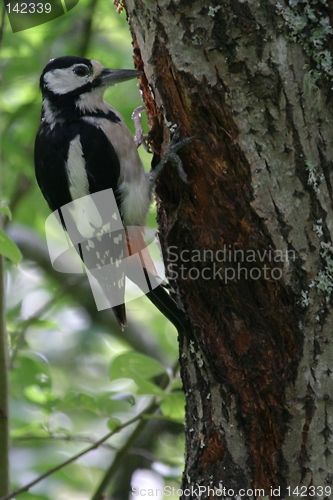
82,115 -> 151,226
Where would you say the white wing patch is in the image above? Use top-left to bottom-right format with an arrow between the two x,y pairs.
66,135 -> 103,238
66,134 -> 89,200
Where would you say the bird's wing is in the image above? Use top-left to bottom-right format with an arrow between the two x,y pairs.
35,119 -> 127,328
66,121 -> 127,328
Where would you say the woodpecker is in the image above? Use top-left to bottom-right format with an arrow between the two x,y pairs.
34,55 -> 190,331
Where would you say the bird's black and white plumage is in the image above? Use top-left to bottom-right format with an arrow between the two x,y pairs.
34,55 -> 189,332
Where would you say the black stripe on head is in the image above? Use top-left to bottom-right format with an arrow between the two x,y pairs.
39,56 -> 122,122
40,56 -> 93,91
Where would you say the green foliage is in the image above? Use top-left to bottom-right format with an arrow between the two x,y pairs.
160,392 -> 185,422
110,351 -> 167,382
1,1 -> 184,498
0,204 -> 22,264
0,227 -> 22,264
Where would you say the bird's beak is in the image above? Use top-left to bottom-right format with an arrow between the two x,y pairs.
99,68 -> 142,86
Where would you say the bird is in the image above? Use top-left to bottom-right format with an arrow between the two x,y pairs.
34,55 -> 191,331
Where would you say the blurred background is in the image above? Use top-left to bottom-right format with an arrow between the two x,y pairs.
0,1 -> 185,498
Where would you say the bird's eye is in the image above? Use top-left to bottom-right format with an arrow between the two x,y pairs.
73,65 -> 90,77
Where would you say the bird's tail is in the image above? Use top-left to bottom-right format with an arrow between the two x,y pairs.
125,228 -> 189,333
112,304 -> 127,331
145,272 -> 190,333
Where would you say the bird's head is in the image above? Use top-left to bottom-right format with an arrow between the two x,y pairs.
39,56 -> 141,121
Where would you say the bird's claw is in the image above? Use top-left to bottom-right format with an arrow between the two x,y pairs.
132,106 -> 151,152
149,126 -> 199,185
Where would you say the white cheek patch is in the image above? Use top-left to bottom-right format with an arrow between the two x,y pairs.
44,67 -> 93,95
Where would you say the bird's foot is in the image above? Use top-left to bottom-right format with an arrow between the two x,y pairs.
131,106 -> 151,152
148,126 -> 199,185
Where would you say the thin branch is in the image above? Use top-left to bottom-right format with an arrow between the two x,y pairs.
9,224 -> 169,362
0,398 -> 158,500
14,434 -> 157,461
0,5 -> 6,55
91,363 -> 179,499
0,247 -> 9,496
0,362 -> 179,500
13,433 -> 118,449
1,363 -> 178,500
91,415 -> 151,500
77,0 -> 99,57
0,47 -> 10,488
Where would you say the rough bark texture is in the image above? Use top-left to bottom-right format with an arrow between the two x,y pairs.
125,0 -> 333,497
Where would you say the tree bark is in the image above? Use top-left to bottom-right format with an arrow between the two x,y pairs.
125,0 -> 333,497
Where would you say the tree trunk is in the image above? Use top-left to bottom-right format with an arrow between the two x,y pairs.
125,0 -> 333,497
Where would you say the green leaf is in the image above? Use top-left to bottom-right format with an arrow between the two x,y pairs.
135,377 -> 167,397
170,378 -> 183,391
0,205 -> 11,219
109,391 -> 136,405
26,318 -> 59,330
96,392 -> 135,416
0,228 -> 22,264
23,385 -> 58,406
11,353 -> 52,398
107,417 -> 122,432
160,392 -> 185,422
110,352 -> 166,381
11,422 -> 49,439
56,392 -> 97,413
18,493 -> 48,500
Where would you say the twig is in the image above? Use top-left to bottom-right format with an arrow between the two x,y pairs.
91,405 -> 155,500
77,0 -> 99,57
0,75 -> 10,490
0,399 -> 158,500
14,433 -> 157,460
0,227 -> 9,495
9,224 -> 167,363
0,362 -> 179,500
90,363 -> 179,499
0,5 -> 6,56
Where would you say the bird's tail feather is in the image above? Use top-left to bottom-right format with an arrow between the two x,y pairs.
112,304 -> 127,331
144,270 -> 190,333
106,227 -> 189,332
